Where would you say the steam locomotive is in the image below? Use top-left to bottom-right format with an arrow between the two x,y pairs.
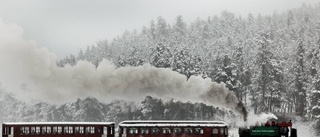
239,120 -> 297,137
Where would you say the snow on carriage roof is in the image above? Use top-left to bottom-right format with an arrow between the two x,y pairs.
119,120 -> 228,127
2,122 -> 115,126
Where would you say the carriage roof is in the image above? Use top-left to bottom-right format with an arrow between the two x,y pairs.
119,120 -> 228,127
2,122 -> 115,126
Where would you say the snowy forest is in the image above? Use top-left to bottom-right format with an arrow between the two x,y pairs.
0,93 -> 235,125
55,4 -> 320,134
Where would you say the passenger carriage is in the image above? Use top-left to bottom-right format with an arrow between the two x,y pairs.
118,121 -> 229,137
2,122 -> 115,137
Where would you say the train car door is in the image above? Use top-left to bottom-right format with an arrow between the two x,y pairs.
203,127 -> 212,137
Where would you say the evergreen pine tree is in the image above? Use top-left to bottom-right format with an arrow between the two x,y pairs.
294,40 -> 307,117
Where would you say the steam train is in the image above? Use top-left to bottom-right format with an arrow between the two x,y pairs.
239,120 -> 297,137
2,121 -> 229,137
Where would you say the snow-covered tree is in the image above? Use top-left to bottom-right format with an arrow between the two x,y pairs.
139,96 -> 164,120
156,16 -> 169,42
149,43 -> 172,68
252,34 -> 283,113
173,15 -> 187,44
214,55 -> 241,98
171,48 -> 202,79
294,40 -> 307,117
234,47 -> 251,104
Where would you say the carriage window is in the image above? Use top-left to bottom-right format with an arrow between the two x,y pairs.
4,127 -> 12,135
58,126 -> 62,134
20,127 -> 29,134
195,128 -> 203,134
129,128 -> 138,134
75,127 -> 79,134
86,126 -> 95,134
184,128 -> 192,134
36,127 -> 40,134
25,127 -> 30,134
151,128 -> 160,134
70,126 -> 73,134
75,126 -> 84,134
47,126 -> 52,134
80,126 -> 84,134
173,128 -> 182,134
74,126 -> 80,134
42,126 -> 47,134
20,127 -> 23,134
162,128 -> 171,134
225,128 -> 228,135
42,126 -> 51,134
63,126 -> 67,134
220,128 -> 224,135
3,127 -> 8,135
31,127 -> 36,134
53,127 -> 57,134
140,128 -> 149,134
66,126 -> 73,134
64,126 -> 71,134
212,128 -> 218,134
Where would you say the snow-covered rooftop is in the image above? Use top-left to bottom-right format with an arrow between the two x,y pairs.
2,122 -> 115,126
119,120 -> 228,127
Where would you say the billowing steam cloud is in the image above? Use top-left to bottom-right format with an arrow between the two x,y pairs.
0,18 -> 247,120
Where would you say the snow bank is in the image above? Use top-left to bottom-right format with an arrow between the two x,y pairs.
293,117 -> 317,137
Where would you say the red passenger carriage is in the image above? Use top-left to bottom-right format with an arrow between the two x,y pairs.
2,122 -> 115,137
119,121 -> 229,137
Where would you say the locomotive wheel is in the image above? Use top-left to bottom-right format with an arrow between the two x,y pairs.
238,128 -> 249,137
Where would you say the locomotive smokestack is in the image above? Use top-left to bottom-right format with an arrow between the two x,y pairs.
236,101 -> 248,122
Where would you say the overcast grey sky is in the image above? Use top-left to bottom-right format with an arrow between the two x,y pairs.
0,0 -> 318,58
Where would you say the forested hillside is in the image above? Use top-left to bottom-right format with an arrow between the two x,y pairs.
57,4 -> 320,134
0,90 -> 235,126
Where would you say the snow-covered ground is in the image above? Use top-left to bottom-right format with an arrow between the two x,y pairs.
228,128 -> 240,137
293,117 -> 317,137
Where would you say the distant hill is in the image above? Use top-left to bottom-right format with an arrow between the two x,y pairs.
0,91 -> 235,125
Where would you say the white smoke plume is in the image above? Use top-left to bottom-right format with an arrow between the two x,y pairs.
232,112 -> 278,127
0,18 -> 246,119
